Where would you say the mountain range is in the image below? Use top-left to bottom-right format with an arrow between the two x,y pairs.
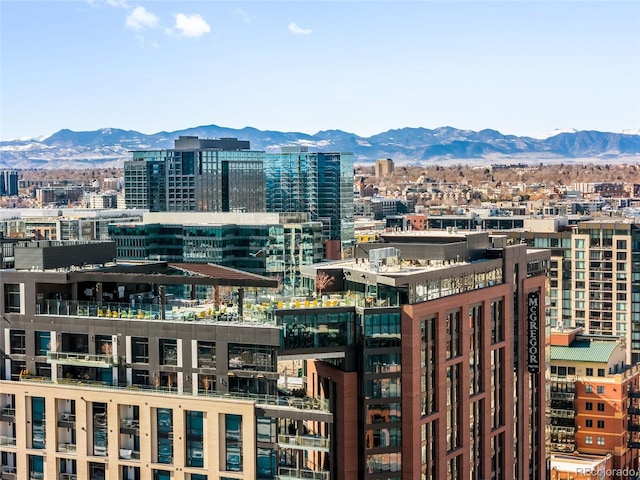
1,125 -> 640,169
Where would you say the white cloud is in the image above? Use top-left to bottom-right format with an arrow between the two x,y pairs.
170,13 -> 211,38
126,6 -> 159,31
288,22 -> 312,35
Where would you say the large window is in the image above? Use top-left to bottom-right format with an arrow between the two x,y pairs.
9,330 -> 25,354
197,341 -> 216,368
35,331 -> 51,356
225,414 -> 243,472
93,403 -> 108,457
160,339 -> 178,366
446,310 -> 461,359
157,408 -> 173,464
185,411 -> 204,468
132,337 -> 149,363
31,397 -> 46,449
228,344 -> 274,372
4,284 -> 21,313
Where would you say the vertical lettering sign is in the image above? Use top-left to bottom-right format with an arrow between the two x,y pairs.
527,291 -> 540,373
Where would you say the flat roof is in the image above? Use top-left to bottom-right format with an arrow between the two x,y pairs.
551,453 -> 610,472
63,262 -> 278,288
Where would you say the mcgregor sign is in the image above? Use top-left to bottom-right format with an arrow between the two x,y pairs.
527,291 -> 540,373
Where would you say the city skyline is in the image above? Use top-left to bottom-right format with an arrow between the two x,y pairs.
1,1 -> 639,141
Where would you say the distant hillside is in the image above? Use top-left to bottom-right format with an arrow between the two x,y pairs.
1,125 -> 640,169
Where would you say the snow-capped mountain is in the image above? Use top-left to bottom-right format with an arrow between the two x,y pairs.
1,125 -> 640,169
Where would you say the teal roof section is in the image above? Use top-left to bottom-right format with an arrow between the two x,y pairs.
551,340 -> 618,364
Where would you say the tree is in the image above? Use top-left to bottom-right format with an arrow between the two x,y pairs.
315,271 -> 335,297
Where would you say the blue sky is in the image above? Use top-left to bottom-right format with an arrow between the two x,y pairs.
1,0 -> 639,141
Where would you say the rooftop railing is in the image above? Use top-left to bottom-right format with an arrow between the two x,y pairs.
17,377 -> 330,413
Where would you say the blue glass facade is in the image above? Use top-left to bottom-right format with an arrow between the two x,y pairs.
265,148 -> 354,248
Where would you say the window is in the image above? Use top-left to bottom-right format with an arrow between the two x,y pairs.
197,341 -> 216,368
597,437 -> 605,446
597,386 -> 604,394
159,339 -> 178,366
4,284 -> 21,313
585,419 -> 593,428
31,397 -> 46,449
598,369 -> 605,377
586,368 -> 593,376
157,408 -> 173,464
568,367 -> 575,375
9,330 -> 25,354
597,403 -> 605,412
225,414 -> 243,472
35,331 -> 51,356
585,436 -> 593,445
131,337 -> 149,363
185,411 -> 204,468
585,385 -> 592,393
597,420 -> 605,429
586,402 -> 593,411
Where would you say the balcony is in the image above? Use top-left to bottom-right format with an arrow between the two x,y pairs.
550,392 -> 575,401
120,418 -> 140,435
549,408 -> 575,419
0,436 -> 16,447
58,412 -> 76,426
119,448 -> 141,460
57,443 -> 77,453
278,434 -> 330,452
278,467 -> 330,480
0,407 -> 15,421
549,425 -> 575,435
47,351 -> 118,368
59,474 -> 77,480
550,443 -> 575,453
1,466 -> 17,480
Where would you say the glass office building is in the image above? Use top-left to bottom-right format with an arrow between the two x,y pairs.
125,137 -> 265,213
266,148 -> 355,253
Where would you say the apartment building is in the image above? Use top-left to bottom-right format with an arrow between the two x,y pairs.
1,230 -> 550,480
549,326 -> 640,472
294,230 -> 550,479
0,241 -> 332,480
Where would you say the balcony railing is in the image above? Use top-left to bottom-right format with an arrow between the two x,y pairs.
278,434 -> 330,451
549,425 -> 576,435
0,407 -> 15,419
120,418 -> 140,430
58,413 -> 76,423
47,351 -> 118,367
549,408 -> 575,419
17,376 -> 331,413
278,467 -> 330,480
1,466 -> 17,480
35,299 -> 278,327
59,474 -> 77,480
119,448 -> 141,460
550,443 -> 575,453
0,436 -> 16,446
57,443 -> 77,453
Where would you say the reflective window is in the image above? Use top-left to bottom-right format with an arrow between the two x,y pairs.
157,408 -> 173,464
185,411 -> 204,467
225,414 -> 243,472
